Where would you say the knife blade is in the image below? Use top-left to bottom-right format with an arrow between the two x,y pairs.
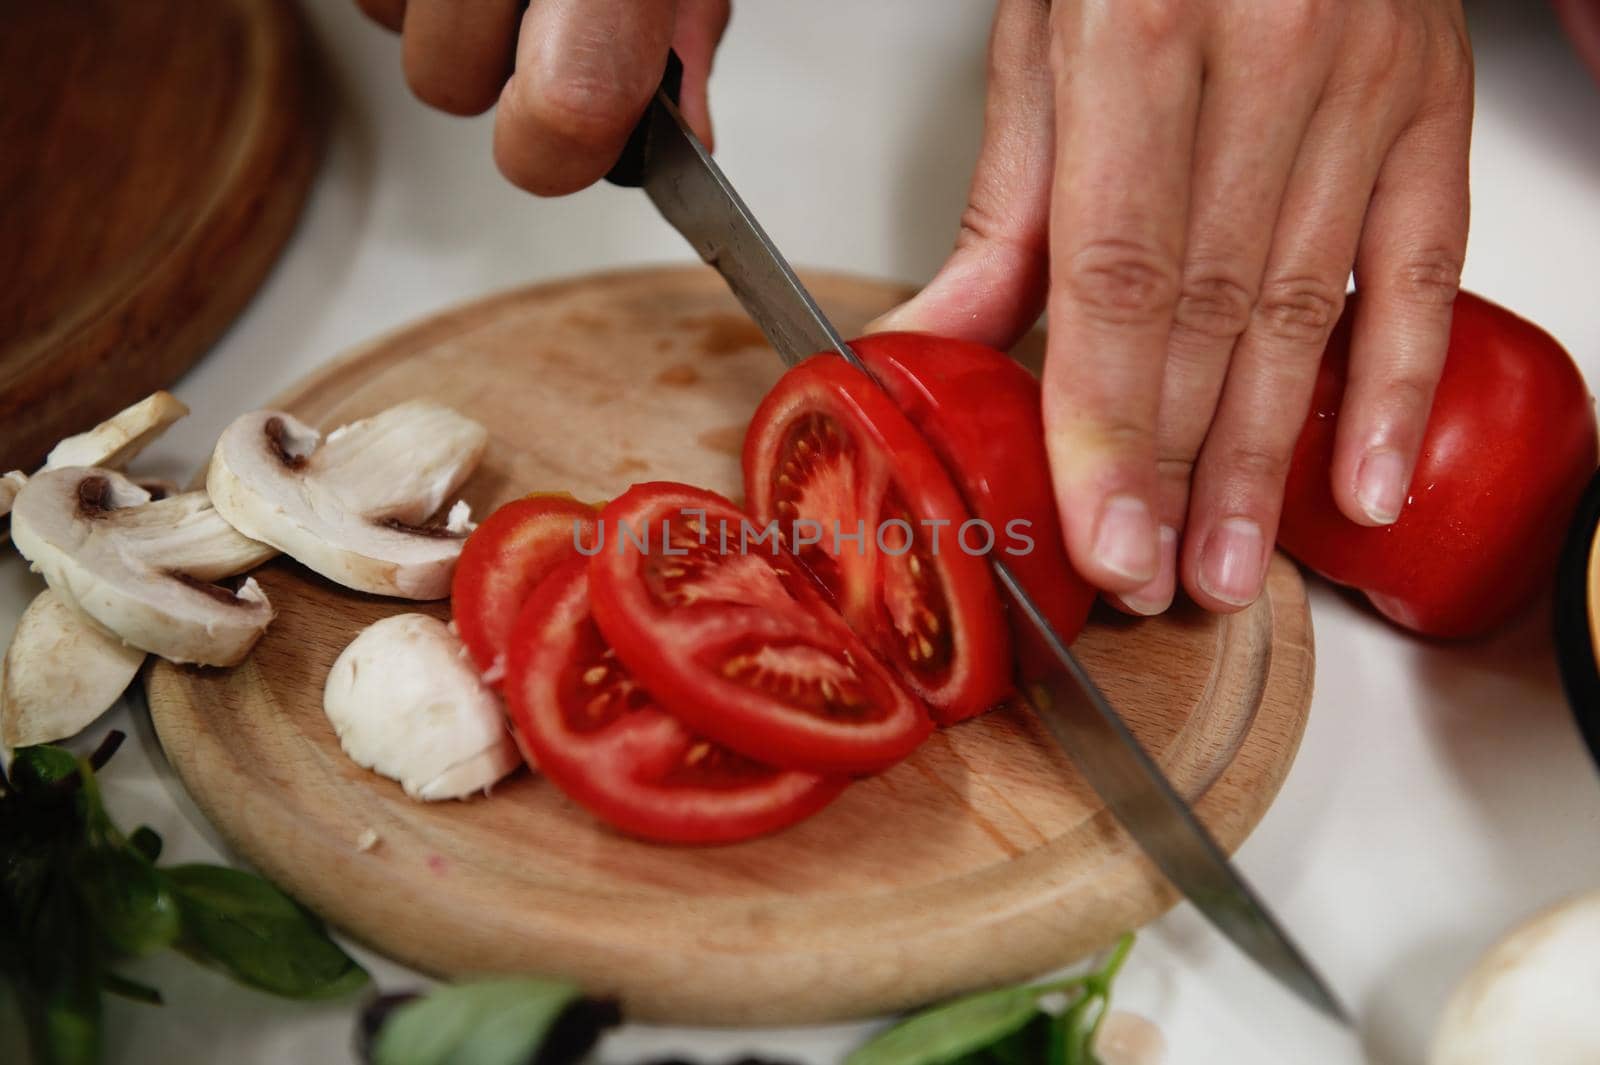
608,80 -> 1349,1026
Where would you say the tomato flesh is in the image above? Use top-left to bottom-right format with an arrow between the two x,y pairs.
588,482 -> 933,773
505,557 -> 844,844
850,332 -> 1096,674
744,355 -> 1013,724
451,494 -> 599,681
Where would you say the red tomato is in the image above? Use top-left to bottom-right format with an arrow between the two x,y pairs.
1279,291 -> 1599,638
850,332 -> 1095,674
742,355 -> 1013,724
587,482 -> 932,774
451,495 -> 599,680
505,557 -> 845,844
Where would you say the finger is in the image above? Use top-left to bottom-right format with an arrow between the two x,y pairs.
494,0 -> 677,196
355,0 -> 406,32
402,0 -> 525,115
1126,13 -> 1332,615
1182,91 -> 1408,611
1336,44 -> 1473,526
1041,4 -> 1203,594
865,0 -> 1054,349
672,0 -> 732,149
1105,524 -> 1178,617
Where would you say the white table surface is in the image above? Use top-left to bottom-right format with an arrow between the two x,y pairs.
5,1 -> 1600,1062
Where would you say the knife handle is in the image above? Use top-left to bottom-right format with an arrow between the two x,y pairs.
604,48 -> 684,188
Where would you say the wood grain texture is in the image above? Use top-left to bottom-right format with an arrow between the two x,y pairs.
0,0 -> 320,471
147,267 -> 1315,1024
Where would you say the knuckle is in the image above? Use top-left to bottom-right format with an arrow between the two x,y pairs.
1254,275 -> 1346,345
1391,247 -> 1463,307
518,74 -> 643,148
1172,272 -> 1257,342
1220,440 -> 1293,486
1156,454 -> 1197,485
953,200 -> 1045,260
1060,237 -> 1181,328
1377,372 -> 1436,416
1126,0 -> 1186,44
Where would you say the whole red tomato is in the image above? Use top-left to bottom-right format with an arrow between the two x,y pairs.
1279,291 -> 1598,638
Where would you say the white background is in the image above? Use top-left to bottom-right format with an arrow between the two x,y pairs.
4,1 -> 1600,1062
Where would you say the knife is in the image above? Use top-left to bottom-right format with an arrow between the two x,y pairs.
606,56 -> 1349,1026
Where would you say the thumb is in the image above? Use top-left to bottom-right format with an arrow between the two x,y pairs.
866,0 -> 1053,348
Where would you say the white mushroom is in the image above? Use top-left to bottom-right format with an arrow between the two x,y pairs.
45,391 -> 190,471
1432,890 -> 1600,1065
0,470 -> 26,543
207,402 -> 488,600
10,468 -> 277,666
323,613 -> 520,801
2,589 -> 146,747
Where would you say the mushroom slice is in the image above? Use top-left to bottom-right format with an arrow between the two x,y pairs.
10,469 -> 276,666
0,470 -> 26,544
207,401 -> 488,599
323,613 -> 521,801
45,391 -> 190,471
2,589 -> 145,747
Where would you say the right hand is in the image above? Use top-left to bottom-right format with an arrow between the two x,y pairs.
354,0 -> 730,194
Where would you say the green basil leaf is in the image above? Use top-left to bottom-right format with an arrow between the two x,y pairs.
75,845 -> 181,958
163,864 -> 368,999
845,986 -> 1044,1065
128,826 -> 162,863
10,746 -> 80,791
102,969 -> 164,1006
949,1012 -> 1054,1065
369,978 -> 586,1065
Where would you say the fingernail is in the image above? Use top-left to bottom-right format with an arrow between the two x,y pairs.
1355,449 -> 1408,525
1092,495 -> 1160,583
1121,525 -> 1179,616
1198,517 -> 1265,607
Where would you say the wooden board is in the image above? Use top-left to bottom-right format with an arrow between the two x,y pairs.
0,0 -> 320,471
147,267 -> 1314,1024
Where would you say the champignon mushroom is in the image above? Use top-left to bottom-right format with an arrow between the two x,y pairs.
44,390 -> 190,471
1432,890 -> 1600,1064
0,470 -> 25,543
1,589 -> 146,747
9,468 -> 277,666
207,402 -> 488,600
323,613 -> 521,800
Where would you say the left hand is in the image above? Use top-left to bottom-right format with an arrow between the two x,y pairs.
872,0 -> 1475,616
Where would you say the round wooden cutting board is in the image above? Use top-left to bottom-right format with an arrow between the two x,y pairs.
0,0 -> 319,471
147,267 -> 1314,1025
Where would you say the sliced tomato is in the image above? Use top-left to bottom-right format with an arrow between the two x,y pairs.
505,557 -> 845,844
587,482 -> 932,774
742,355 -> 1013,724
451,494 -> 600,681
850,333 -> 1095,675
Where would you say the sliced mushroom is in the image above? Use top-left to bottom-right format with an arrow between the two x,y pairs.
323,613 -> 521,800
0,470 -> 26,544
10,468 -> 276,666
45,390 -> 189,471
2,589 -> 145,747
207,401 -> 488,599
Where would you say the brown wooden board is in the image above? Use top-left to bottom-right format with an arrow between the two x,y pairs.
147,267 -> 1315,1024
0,0 -> 320,471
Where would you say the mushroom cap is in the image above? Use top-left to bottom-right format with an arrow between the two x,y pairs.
10,468 -> 276,666
2,588 -> 145,748
323,613 -> 521,800
207,402 -> 488,600
45,390 -> 189,471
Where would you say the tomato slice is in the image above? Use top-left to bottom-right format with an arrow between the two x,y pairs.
742,355 -> 1013,724
587,482 -> 932,774
850,333 -> 1095,674
451,494 -> 599,681
505,557 -> 845,844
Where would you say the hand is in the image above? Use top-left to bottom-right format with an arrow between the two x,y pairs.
352,0 -> 730,194
873,0 -> 1473,615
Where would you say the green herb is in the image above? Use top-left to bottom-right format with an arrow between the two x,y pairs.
166,865 -> 368,999
0,732 -> 369,1065
362,978 -> 622,1065
846,934 -> 1136,1065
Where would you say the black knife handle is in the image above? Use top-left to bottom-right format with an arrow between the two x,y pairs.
604,49 -> 684,188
